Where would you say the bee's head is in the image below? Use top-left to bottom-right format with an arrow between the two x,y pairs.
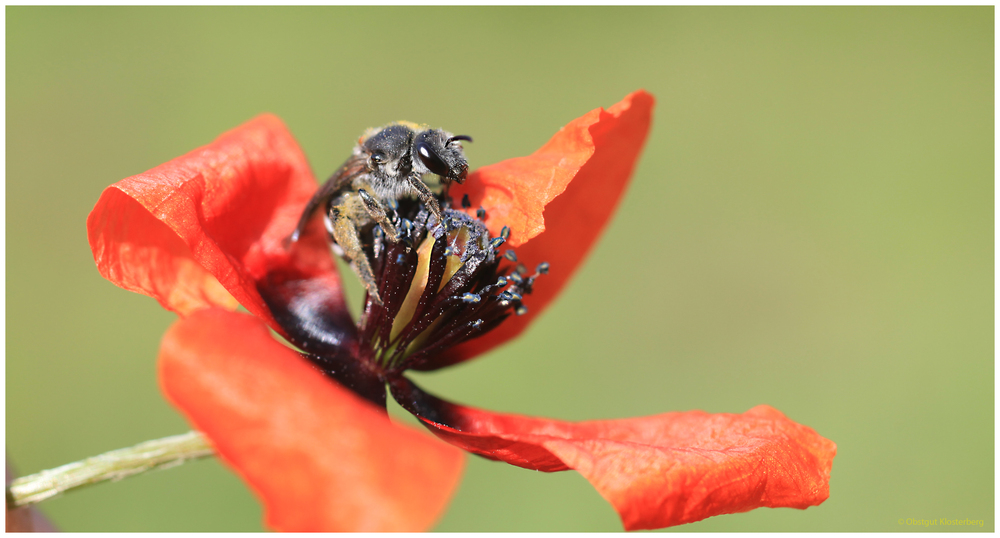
412,129 -> 472,184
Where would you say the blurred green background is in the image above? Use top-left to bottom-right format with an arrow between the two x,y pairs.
6,6 -> 993,532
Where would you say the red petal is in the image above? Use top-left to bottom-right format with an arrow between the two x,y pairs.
159,309 -> 465,532
87,115 -> 346,332
391,378 -> 835,530
437,90 -> 655,367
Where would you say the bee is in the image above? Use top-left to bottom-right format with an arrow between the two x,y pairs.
290,122 -> 472,305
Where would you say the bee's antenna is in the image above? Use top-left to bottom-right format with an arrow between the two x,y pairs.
447,135 -> 473,144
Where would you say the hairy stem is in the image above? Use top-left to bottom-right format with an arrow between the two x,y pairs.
7,431 -> 214,507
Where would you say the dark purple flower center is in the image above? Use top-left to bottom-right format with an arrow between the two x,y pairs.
358,205 -> 540,375
260,199 -> 545,408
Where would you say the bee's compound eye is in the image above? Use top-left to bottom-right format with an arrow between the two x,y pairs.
416,141 -> 450,177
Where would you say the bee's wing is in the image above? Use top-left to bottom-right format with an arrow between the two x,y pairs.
290,155 -> 367,243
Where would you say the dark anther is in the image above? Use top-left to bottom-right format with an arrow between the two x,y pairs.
476,207 -> 486,220
503,250 -> 518,262
500,226 -> 511,240
490,237 -> 505,249
515,305 -> 529,316
461,194 -> 471,208
536,262 -> 550,275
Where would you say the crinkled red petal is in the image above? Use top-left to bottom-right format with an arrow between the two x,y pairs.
86,115 -> 348,333
436,90 -> 654,368
391,378 -> 835,530
159,309 -> 465,532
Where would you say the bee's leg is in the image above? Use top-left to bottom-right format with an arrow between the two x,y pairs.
290,154 -> 366,243
328,204 -> 383,306
357,188 -> 400,243
405,173 -> 445,225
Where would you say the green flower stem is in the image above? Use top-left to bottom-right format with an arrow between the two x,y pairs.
7,431 -> 214,507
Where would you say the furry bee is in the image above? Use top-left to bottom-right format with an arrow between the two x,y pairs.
290,122 -> 472,305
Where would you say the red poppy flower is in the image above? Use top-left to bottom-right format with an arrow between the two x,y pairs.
87,90 -> 836,532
